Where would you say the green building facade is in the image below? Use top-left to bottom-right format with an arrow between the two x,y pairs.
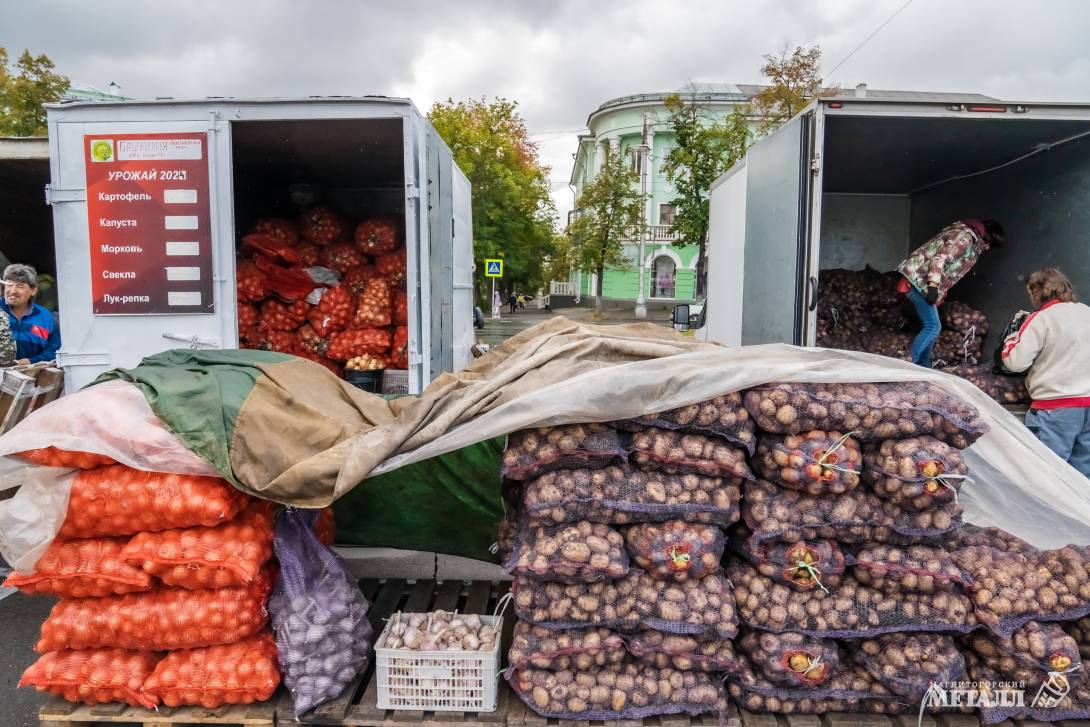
561,84 -> 752,304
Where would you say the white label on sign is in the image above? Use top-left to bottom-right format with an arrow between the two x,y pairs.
118,138 -> 202,161
166,241 -> 200,256
164,189 -> 198,204
165,215 -> 198,230
166,267 -> 201,281
167,291 -> 202,306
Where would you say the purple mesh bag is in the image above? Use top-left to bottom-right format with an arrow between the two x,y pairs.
502,424 -> 625,481
507,660 -> 725,720
625,629 -> 741,673
270,508 -> 373,717
504,520 -> 629,583
742,478 -> 962,547
966,652 -> 1090,724
736,629 -> 841,689
862,436 -> 969,511
854,633 -> 965,701
610,392 -> 757,453
848,543 -> 970,596
729,562 -> 976,638
627,427 -> 753,479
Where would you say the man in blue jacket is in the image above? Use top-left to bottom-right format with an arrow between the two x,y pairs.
1,264 -> 61,365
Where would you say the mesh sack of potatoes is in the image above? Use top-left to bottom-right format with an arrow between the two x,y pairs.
854,633 -> 965,701
942,300 -> 990,337
507,622 -> 626,671
733,534 -> 846,593
742,478 -> 961,547
752,430 -> 862,496
623,521 -> 725,582
942,364 -> 1031,406
728,562 -> 975,637
862,436 -> 968,512
849,544 -> 969,596
965,620 -> 1082,680
743,382 -> 987,449
522,465 -> 741,528
502,424 -> 625,481
625,629 -> 740,673
726,652 -> 906,715
736,629 -> 840,688
627,427 -> 753,479
513,570 -> 738,639
952,524 -> 1039,556
951,543 -> 1090,638
610,392 -> 756,453
932,329 -> 985,367
507,660 -> 725,721
505,520 -> 629,583
1064,617 -> 1090,660
964,655 -> 1090,725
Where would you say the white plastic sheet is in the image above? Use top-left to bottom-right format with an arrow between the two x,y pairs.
0,380 -> 220,571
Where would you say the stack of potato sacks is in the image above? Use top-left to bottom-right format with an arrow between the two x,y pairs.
731,382 -> 1090,720
501,397 -> 758,721
6,447 -> 330,710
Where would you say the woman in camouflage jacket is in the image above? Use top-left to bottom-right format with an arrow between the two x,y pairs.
896,219 -> 1005,367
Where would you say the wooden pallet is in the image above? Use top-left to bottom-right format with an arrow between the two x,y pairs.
278,578 -> 515,727
37,699 -> 275,726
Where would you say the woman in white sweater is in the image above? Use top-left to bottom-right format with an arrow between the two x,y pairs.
1001,267 -> 1090,476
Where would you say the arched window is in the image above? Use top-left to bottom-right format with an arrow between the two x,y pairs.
652,255 -> 676,298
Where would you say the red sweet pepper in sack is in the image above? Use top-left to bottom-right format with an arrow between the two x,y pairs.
242,233 -> 301,265
120,502 -> 275,590
20,648 -> 162,708
3,537 -> 152,598
142,631 -> 280,708
58,465 -> 250,539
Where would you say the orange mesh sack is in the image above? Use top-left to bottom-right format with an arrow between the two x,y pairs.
59,465 -> 250,539
15,447 -> 115,469
313,507 -> 335,546
3,537 -> 151,598
19,648 -> 161,708
36,569 -> 273,652
121,502 -> 275,590
142,631 -> 280,708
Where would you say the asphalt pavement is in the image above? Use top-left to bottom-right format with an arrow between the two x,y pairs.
0,587 -> 53,727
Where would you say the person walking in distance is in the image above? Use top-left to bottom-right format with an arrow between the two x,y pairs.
895,219 -> 1005,367
1000,268 -> 1090,477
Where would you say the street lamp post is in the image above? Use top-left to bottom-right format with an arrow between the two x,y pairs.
634,129 -> 650,320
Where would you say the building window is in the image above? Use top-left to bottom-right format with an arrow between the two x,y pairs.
652,255 -> 677,298
659,204 -> 677,225
628,148 -> 643,175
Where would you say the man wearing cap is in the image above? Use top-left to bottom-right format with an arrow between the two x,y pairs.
1,264 -> 61,365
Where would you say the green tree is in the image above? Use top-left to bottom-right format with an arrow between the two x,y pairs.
0,48 -> 70,136
749,44 -> 837,134
661,92 -> 751,295
568,148 -> 645,313
428,97 -> 556,303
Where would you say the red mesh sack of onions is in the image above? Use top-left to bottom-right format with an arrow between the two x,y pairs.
306,285 -> 353,337
354,215 -> 399,255
390,325 -> 409,369
376,249 -> 406,285
3,537 -> 152,598
259,330 -> 297,353
236,261 -> 268,303
295,324 -> 329,357
327,328 -> 391,361
238,303 -> 258,332
259,298 -> 309,332
58,465 -> 250,539
320,242 -> 365,274
120,501 -> 275,590
352,278 -> 392,328
296,242 -> 321,267
343,264 -> 376,296
142,631 -> 280,708
301,207 -> 346,246
253,217 -> 300,245
19,648 -> 162,708
36,569 -> 274,652
14,447 -> 114,469
394,288 -> 409,325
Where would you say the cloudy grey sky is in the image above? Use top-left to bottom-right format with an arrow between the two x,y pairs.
6,0 -> 1089,220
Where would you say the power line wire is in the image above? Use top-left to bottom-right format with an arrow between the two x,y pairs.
825,0 -> 916,80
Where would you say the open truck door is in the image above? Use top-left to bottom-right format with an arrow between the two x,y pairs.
739,111 -> 818,345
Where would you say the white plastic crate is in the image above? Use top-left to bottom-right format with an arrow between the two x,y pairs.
374,614 -> 502,712
382,369 -> 409,395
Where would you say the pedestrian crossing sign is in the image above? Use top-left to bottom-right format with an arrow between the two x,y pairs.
485,259 -> 503,278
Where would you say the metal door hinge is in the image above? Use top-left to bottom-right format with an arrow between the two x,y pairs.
162,333 -> 221,349
44,185 -> 86,205
406,183 -> 421,199
810,156 -> 821,172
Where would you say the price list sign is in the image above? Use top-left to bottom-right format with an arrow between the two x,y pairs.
84,132 -> 215,314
